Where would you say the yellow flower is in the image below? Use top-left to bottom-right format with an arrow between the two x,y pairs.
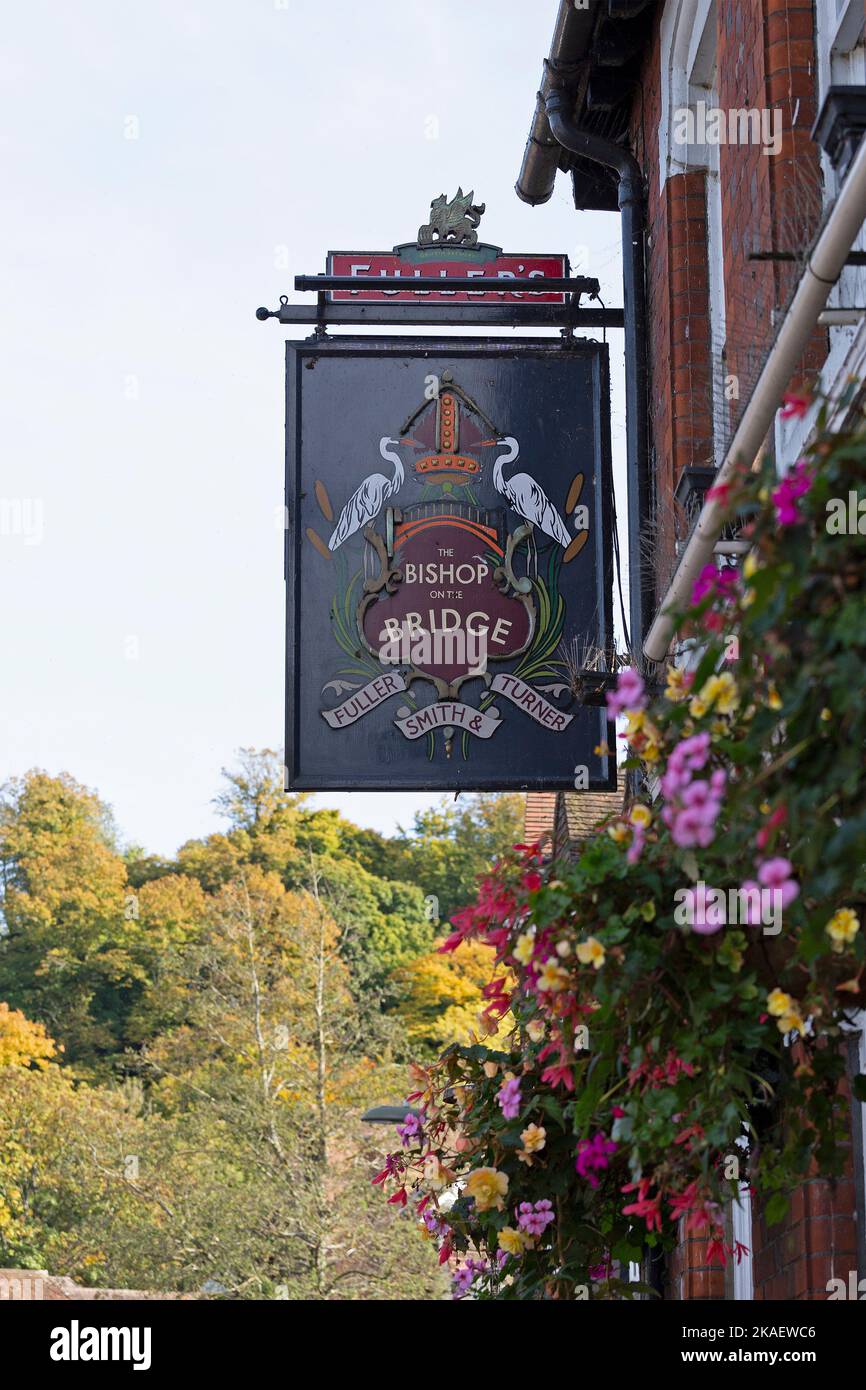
623,709 -> 645,738
513,930 -> 535,966
759,801 -> 771,815
607,822 -> 629,844
423,1154 -> 449,1190
689,695 -> 709,719
526,1018 -> 545,1044
820,707 -> 832,723
519,1123 -> 547,1154
664,665 -> 690,702
555,938 -> 572,958
643,738 -> 662,763
537,959 -> 570,992
825,908 -> 860,954
700,672 -> 739,715
767,684 -> 783,711
767,988 -> 793,1017
465,1166 -> 508,1212
630,804 -> 652,828
743,552 -> 760,580
498,1227 -> 528,1256
576,937 -> 605,970
778,1012 -> 806,1037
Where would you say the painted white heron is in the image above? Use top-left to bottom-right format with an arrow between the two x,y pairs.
492,436 -> 572,547
328,437 -> 404,551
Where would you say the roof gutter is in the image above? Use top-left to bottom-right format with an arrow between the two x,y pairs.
545,82 -> 653,646
643,130 -> 866,664
515,0 -> 593,206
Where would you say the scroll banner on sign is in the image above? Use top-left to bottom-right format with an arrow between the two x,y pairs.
321,673 -> 407,729
394,701 -> 502,741
490,673 -> 574,731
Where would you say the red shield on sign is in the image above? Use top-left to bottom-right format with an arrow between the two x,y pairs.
361,508 -> 532,686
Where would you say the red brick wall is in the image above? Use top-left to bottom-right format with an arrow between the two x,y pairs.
665,1226 -> 727,1300
624,0 -> 855,1298
718,0 -> 826,422
752,1175 -> 860,1300
630,0 -> 829,598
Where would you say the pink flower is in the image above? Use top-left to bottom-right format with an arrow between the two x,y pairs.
738,880 -> 764,926
575,1133 -> 618,1188
496,1076 -> 522,1121
771,460 -> 813,527
679,885 -> 725,935
662,737 -> 723,848
606,666 -> 646,719
396,1112 -> 423,1147
626,827 -> 646,864
691,564 -> 737,607
516,1199 -> 556,1237
757,857 -> 799,909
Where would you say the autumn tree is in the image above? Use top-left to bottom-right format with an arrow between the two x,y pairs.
0,772 -> 133,1068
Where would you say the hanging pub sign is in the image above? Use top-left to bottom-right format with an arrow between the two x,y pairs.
284,196 -> 615,791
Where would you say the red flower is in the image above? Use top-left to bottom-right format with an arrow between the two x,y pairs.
388,1187 -> 408,1206
523,870 -> 542,892
706,1236 -> 728,1266
540,1063 -> 575,1092
438,929 -> 465,954
621,1179 -> 663,1234
779,391 -> 810,420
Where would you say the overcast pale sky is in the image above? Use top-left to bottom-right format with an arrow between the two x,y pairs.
1,0 -> 625,855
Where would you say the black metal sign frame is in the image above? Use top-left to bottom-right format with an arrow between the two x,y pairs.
285,335 -> 616,793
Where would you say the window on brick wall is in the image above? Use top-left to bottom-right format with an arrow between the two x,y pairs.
686,2 -> 727,467
816,0 -> 866,337
843,1008 -> 866,1280
659,0 -> 728,466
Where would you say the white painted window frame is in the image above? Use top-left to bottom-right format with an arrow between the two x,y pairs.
659,0 -> 728,466
777,0 -> 866,465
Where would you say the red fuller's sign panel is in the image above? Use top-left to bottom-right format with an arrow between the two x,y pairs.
327,188 -> 568,303
285,337 -> 616,792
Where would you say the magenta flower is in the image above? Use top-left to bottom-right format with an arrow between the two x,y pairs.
516,1199 -> 556,1237
757,857 -> 799,909
679,886 -> 725,935
771,461 -> 813,527
691,565 -> 737,607
575,1132 -> 618,1188
396,1112 -> 423,1147
661,736 -> 723,848
606,666 -> 646,719
627,826 -> 646,864
738,880 -> 763,926
452,1264 -> 474,1297
496,1076 -> 522,1121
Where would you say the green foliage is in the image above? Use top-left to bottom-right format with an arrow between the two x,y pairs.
375,409 -> 866,1299
0,754 -> 512,1296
